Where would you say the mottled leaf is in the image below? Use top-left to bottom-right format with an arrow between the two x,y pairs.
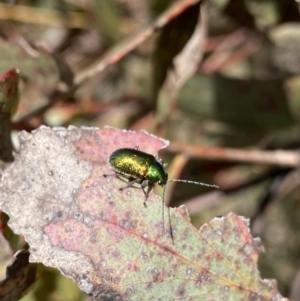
0,127 -> 286,300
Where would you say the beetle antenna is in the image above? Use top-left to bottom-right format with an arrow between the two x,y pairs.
162,185 -> 174,244
168,179 -> 219,189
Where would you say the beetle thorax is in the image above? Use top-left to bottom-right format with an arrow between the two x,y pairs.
146,160 -> 168,185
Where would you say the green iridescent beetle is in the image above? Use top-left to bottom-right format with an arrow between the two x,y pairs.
106,148 -> 167,204
104,147 -> 218,240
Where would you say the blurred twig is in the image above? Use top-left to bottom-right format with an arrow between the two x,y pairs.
75,0 -> 202,86
12,0 -> 203,127
201,28 -> 259,73
164,154 -> 189,206
162,3 -> 207,96
157,2 -> 207,124
167,142 -> 300,167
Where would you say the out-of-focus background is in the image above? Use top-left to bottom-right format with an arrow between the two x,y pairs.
0,0 -> 300,300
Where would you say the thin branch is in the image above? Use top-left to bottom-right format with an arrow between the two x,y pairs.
75,0 -> 201,86
167,142 -> 300,167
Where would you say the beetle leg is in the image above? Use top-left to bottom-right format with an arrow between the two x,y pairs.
141,180 -> 154,207
141,180 -> 149,207
104,172 -> 136,184
103,173 -> 117,178
119,177 -> 141,191
103,173 -> 133,184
